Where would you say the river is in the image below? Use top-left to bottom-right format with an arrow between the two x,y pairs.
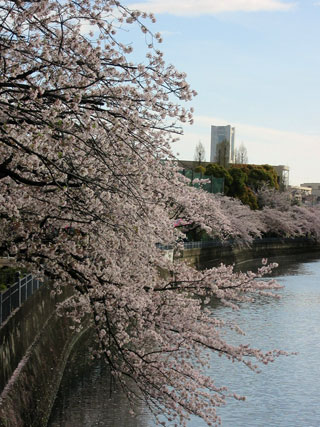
48,252 -> 320,426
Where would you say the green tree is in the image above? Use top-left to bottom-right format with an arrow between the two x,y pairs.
215,139 -> 230,168
240,187 -> 259,210
228,167 -> 247,196
226,164 -> 279,209
247,165 -> 278,191
194,165 -> 206,175
205,163 -> 233,193
231,164 -> 279,191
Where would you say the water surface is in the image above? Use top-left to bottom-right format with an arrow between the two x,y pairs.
48,252 -> 320,426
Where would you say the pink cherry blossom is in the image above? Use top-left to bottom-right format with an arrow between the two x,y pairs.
0,1 -> 316,425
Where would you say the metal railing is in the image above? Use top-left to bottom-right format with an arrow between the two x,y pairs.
0,274 -> 43,325
184,236 -> 316,249
158,236 -> 316,252
183,240 -> 225,249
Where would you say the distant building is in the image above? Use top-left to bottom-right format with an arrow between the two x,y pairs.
289,185 -> 312,204
210,125 -> 235,167
272,165 -> 290,190
300,183 -> 320,204
177,159 -> 210,170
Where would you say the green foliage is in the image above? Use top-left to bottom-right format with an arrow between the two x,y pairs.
231,164 -> 279,191
0,283 -> 7,292
197,163 -> 279,209
205,163 -> 233,193
194,165 -> 206,175
215,139 -> 230,168
226,164 -> 279,209
239,187 -> 259,210
185,227 -> 210,242
228,167 -> 247,195
0,266 -> 27,291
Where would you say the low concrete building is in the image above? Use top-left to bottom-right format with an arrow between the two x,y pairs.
289,185 -> 312,204
300,183 -> 320,204
272,165 -> 290,190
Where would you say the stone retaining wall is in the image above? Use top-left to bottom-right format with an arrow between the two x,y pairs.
179,239 -> 320,269
0,284 -> 90,427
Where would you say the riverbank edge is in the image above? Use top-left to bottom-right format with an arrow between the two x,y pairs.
0,284 -> 91,427
179,238 -> 320,269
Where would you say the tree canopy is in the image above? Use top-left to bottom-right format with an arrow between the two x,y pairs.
0,1 -> 301,425
205,163 -> 233,193
234,142 -> 248,164
231,164 -> 279,192
194,141 -> 206,165
204,163 -> 280,209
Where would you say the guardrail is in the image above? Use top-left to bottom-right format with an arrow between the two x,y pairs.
157,236 -> 315,252
2,237 -> 312,324
183,240 -> 225,249
0,274 -> 43,325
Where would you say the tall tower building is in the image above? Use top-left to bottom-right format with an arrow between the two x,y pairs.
210,125 -> 235,167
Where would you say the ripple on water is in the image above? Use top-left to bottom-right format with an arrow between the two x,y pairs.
48,253 -> 320,427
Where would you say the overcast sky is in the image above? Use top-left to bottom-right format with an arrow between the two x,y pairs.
123,0 -> 320,185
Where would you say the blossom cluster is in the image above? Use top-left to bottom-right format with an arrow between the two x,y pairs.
0,1 -> 308,425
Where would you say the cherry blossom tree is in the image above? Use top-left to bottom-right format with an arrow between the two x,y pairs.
290,205 -> 320,240
215,194 -> 266,246
1,1 -> 287,425
256,187 -> 320,239
256,186 -> 292,210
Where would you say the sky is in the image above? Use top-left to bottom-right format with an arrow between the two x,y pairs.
123,0 -> 320,185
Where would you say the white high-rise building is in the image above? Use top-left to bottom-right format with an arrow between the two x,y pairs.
210,125 -> 235,166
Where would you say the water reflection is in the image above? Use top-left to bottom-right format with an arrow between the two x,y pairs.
236,251 -> 320,277
48,331 -> 151,427
200,252 -> 320,427
48,252 -> 320,427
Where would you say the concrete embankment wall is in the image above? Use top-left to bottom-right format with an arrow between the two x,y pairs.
180,238 -> 320,269
0,284 -> 90,427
